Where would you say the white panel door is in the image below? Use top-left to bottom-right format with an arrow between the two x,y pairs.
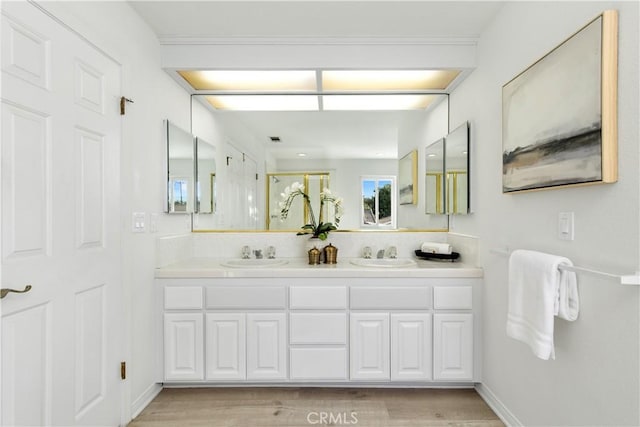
205,313 -> 246,380
164,313 -> 204,381
433,313 -> 473,381
1,2 -> 122,426
350,313 -> 390,380
246,313 -> 286,380
391,314 -> 432,381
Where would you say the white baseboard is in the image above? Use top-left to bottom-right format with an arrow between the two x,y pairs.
475,383 -> 522,427
131,383 -> 163,420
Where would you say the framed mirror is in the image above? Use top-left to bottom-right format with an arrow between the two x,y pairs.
425,138 -> 445,214
165,120 -> 195,214
445,121 -> 470,215
195,137 -> 216,214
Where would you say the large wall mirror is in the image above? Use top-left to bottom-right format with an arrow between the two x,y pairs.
189,94 -> 453,231
165,120 -> 195,214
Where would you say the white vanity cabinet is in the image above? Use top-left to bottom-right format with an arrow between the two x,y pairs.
289,286 -> 348,381
164,313 -> 204,381
157,274 -> 480,385
163,286 -> 204,381
205,313 -> 245,380
246,313 -> 287,380
433,286 -> 474,381
350,286 -> 432,381
204,286 -> 287,381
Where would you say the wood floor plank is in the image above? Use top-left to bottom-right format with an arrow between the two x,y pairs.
128,387 -> 503,427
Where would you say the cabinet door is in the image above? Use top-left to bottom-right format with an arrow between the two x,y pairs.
350,313 -> 390,380
433,313 -> 473,381
246,313 -> 287,380
391,314 -> 432,381
205,313 -> 246,380
164,313 -> 204,381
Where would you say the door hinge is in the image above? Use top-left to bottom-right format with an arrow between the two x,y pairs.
121,361 -> 126,380
120,97 -> 134,115
256,173 -> 259,180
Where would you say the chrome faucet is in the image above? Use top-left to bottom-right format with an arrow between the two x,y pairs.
253,249 -> 263,259
387,246 -> 398,259
241,246 -> 251,259
376,249 -> 385,259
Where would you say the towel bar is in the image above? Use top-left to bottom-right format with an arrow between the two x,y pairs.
490,248 -> 640,286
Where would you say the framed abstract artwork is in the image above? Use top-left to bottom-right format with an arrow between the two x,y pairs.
399,149 -> 418,205
502,10 -> 618,193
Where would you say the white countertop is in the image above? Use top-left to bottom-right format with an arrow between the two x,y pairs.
155,257 -> 483,279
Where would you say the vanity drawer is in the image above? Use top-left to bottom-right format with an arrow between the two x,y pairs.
350,287 -> 431,309
164,286 -> 203,310
290,313 -> 347,344
290,286 -> 347,309
206,286 -> 286,309
290,348 -> 347,380
433,286 -> 473,309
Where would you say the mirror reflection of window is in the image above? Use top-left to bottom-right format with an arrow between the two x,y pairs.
361,176 -> 396,228
170,178 -> 189,212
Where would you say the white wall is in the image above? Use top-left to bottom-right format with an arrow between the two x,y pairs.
397,98 -> 450,230
35,1 -> 195,420
449,2 -> 639,425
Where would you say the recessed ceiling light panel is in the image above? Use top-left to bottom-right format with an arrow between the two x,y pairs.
322,70 -> 461,91
179,70 -> 317,91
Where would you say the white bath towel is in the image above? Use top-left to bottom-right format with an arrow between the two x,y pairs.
506,249 -> 579,360
420,242 -> 452,254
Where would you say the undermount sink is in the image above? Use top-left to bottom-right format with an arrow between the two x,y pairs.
221,258 -> 289,268
350,258 -> 417,268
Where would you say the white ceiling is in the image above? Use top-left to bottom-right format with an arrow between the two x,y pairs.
128,1 -> 503,39
130,1 -> 503,160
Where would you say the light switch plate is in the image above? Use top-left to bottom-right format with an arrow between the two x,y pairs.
558,212 -> 574,241
132,212 -> 146,233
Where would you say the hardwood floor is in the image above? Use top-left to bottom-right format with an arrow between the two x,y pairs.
129,387 -> 504,427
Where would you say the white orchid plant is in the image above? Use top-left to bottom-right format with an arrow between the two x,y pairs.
279,182 -> 344,240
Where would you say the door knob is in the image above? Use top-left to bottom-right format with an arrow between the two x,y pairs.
0,285 -> 32,299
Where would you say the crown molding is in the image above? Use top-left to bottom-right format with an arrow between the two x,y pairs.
158,36 -> 479,47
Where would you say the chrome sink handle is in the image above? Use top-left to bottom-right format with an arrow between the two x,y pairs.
1,285 -> 32,299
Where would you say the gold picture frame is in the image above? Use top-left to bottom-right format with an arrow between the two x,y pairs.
502,10 -> 618,193
399,150 -> 418,205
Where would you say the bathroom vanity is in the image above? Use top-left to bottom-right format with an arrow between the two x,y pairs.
155,259 -> 482,386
